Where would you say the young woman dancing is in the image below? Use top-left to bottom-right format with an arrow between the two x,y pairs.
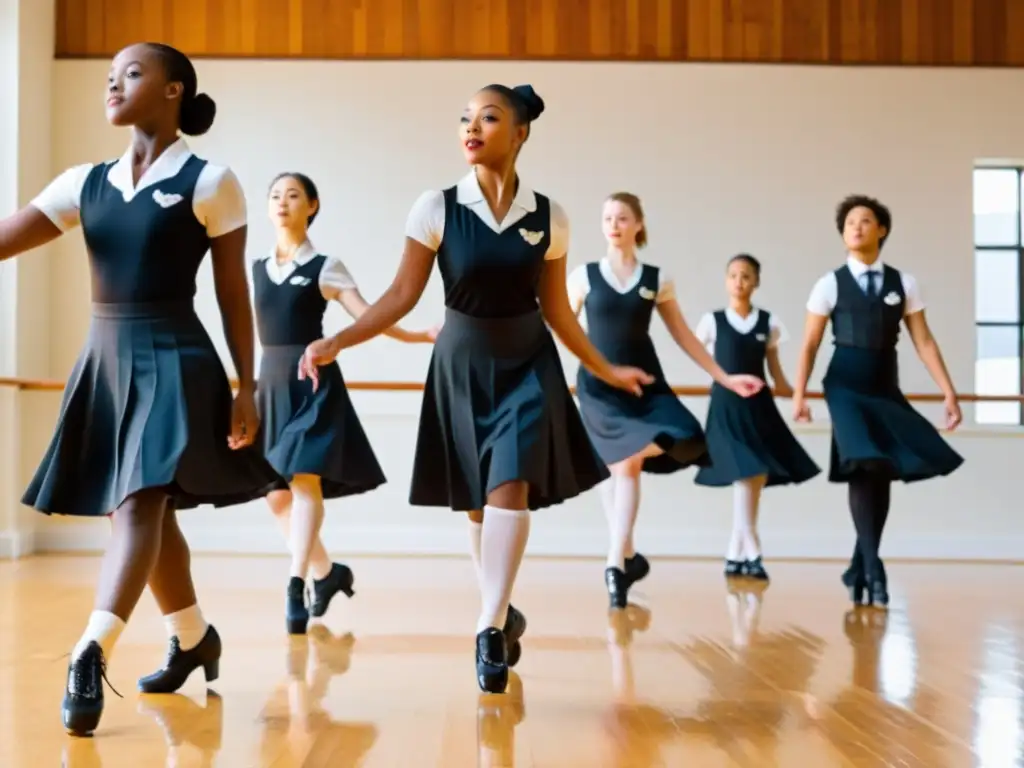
568,193 -> 764,608
0,43 -> 282,735
256,171 -> 434,634
297,84 -> 651,694
693,254 -> 820,581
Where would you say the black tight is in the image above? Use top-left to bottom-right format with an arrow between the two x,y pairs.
847,473 -> 892,580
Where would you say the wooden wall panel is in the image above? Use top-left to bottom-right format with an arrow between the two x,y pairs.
54,0 -> 1024,66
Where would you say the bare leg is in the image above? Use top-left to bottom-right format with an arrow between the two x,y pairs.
287,475 -> 327,580
147,504 -> 209,651
72,488 -> 170,662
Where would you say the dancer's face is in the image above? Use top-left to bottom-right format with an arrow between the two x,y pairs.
459,90 -> 527,168
602,200 -> 643,249
726,259 -> 758,300
843,205 -> 886,253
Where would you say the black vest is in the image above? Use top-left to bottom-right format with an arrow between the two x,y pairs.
711,309 -> 770,378
583,262 -> 660,371
252,255 -> 329,346
831,265 -> 905,350
80,155 -> 210,304
436,185 -> 552,318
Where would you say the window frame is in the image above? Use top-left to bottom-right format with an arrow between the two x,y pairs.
974,165 -> 1024,426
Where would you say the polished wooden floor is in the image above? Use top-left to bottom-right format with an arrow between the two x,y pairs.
1,555 -> 1022,767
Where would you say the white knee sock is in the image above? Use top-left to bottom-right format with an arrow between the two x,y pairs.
468,517 -> 483,585
607,476 -> 640,570
271,497 -> 333,581
289,477 -> 327,580
729,476 -> 766,561
476,506 -> 531,634
72,610 -> 126,662
164,604 -> 209,651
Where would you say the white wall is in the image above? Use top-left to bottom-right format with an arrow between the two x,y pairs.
13,60 -> 1024,560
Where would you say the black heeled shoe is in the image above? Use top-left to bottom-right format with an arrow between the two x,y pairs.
286,576 -> 309,635
742,557 -> 769,581
841,566 -> 866,605
62,642 -> 122,736
624,553 -> 650,586
867,576 -> 889,608
605,567 -> 629,609
309,562 -> 355,618
724,559 -> 745,577
503,604 -> 526,668
476,627 -> 509,694
138,625 -> 222,694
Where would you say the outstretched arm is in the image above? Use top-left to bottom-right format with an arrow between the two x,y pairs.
336,286 -> 435,344
0,207 -> 63,261
905,310 -> 961,429
657,299 -> 732,385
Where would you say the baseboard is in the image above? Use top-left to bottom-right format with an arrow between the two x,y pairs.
30,523 -> 1024,562
0,530 -> 35,559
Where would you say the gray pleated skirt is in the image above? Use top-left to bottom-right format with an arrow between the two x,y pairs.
22,301 -> 285,516
256,344 -> 386,499
409,308 -> 609,511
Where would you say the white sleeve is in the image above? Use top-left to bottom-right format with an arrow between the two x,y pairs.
566,264 -> 590,308
193,165 -> 247,238
319,256 -> 358,301
30,164 -> 93,232
693,312 -> 716,348
656,269 -> 676,303
901,272 -> 926,315
767,313 -> 789,348
404,190 -> 445,251
545,199 -> 569,260
805,273 -> 837,316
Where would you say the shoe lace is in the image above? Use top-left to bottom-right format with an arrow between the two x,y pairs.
64,647 -> 124,699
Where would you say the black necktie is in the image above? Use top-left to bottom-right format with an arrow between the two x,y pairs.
866,271 -> 880,297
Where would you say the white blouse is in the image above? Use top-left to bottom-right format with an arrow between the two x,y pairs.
30,138 -> 246,239
806,256 -> 925,317
259,240 -> 357,301
567,258 -> 676,309
693,308 -> 788,352
405,171 -> 569,261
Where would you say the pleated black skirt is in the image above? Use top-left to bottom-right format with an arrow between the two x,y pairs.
694,387 -> 821,487
22,301 -> 285,516
576,372 -> 708,474
409,308 -> 610,511
823,346 -> 964,483
256,344 -> 386,499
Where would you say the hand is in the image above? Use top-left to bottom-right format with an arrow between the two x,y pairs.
228,386 -> 259,450
424,322 -> 443,342
793,393 -> 812,422
606,365 -> 655,397
297,337 -> 342,392
724,374 -> 764,398
774,382 -> 794,398
944,395 -> 962,431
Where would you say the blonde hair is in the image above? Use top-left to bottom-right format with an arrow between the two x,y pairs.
606,192 -> 647,248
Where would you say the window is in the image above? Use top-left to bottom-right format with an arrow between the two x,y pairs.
974,167 -> 1024,425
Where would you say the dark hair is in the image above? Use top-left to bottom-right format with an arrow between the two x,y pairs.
269,172 -> 320,225
728,253 -> 761,278
835,194 -> 892,248
606,192 -> 648,248
145,43 -> 216,136
481,84 -> 545,145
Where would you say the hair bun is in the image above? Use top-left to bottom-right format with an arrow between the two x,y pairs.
180,92 -> 217,137
511,85 -> 545,121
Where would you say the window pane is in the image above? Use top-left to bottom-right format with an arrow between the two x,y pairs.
975,249 -> 1020,322
975,325 -> 1021,424
974,168 -> 1020,246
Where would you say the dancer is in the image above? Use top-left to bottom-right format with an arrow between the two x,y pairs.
693,254 -> 820,581
0,43 -> 282,735
298,83 -> 652,693
568,193 -> 764,609
255,171 -> 435,634
793,194 -> 963,607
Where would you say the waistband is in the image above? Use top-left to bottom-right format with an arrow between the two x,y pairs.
440,308 -> 547,358
91,300 -> 196,320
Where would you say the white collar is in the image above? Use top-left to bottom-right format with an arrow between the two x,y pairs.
846,254 -> 884,277
456,171 -> 537,214
107,137 -> 193,199
268,239 -> 318,267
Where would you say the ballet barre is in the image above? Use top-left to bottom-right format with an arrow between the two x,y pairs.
1,376 -> 1021,402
